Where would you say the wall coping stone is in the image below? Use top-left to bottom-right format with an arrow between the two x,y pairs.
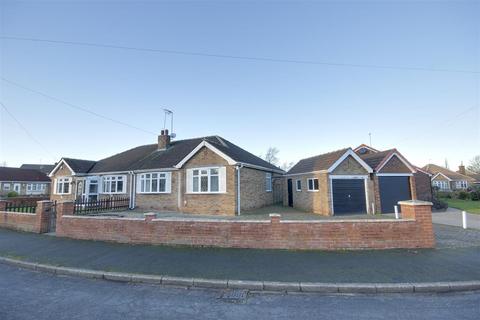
398,200 -> 433,206
0,211 -> 36,216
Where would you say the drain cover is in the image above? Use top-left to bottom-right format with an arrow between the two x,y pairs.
218,289 -> 249,303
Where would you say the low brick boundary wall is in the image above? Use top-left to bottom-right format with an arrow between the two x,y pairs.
55,200 -> 435,250
0,201 -> 53,233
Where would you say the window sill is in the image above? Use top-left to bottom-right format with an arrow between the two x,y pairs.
185,192 -> 227,195
307,190 -> 320,192
137,192 -> 171,195
100,192 -> 127,195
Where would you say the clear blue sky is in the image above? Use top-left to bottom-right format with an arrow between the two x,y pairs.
1,0 -> 479,170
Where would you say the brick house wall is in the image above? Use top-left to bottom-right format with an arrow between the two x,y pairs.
239,167 -> 277,211
135,171 -> 178,211
285,172 -> 330,215
50,165 -> 76,202
378,155 -> 412,173
179,147 -> 237,215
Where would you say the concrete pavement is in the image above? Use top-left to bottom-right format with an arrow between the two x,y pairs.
1,263 -> 479,320
0,225 -> 480,285
433,208 -> 480,230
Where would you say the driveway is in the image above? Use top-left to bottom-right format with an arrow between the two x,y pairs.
433,208 -> 480,230
0,264 -> 479,320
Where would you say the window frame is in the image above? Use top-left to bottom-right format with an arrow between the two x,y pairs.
3,183 -> 11,191
296,179 -> 302,192
55,177 -> 71,195
189,167 -> 222,194
265,173 -> 272,192
307,178 -> 319,192
138,172 -> 171,194
101,175 -> 126,194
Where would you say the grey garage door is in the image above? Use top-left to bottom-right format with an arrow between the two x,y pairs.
332,179 -> 366,215
378,176 -> 411,213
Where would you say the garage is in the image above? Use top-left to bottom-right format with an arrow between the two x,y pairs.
332,179 -> 367,214
378,176 -> 411,213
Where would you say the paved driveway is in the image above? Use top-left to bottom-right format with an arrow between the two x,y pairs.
433,208 -> 480,230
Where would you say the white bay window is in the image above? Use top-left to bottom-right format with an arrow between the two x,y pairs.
187,167 -> 226,193
138,172 -> 171,194
102,175 -> 126,194
55,177 -> 71,194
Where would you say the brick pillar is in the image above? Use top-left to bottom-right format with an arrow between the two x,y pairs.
35,200 -> 53,233
0,200 -> 7,211
57,201 -> 75,218
373,175 -> 382,214
398,200 -> 435,248
269,213 -> 281,224
144,213 -> 156,222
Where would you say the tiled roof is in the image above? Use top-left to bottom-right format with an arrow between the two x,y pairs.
0,167 -> 50,182
287,148 -> 350,175
64,136 -> 283,174
20,164 -> 55,175
63,158 -> 97,174
423,164 -> 476,181
358,149 -> 395,170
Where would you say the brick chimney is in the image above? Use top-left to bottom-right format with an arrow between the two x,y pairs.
158,129 -> 171,150
459,162 -> 466,175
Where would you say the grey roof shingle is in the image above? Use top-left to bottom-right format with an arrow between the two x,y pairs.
68,136 -> 282,174
20,164 -> 55,175
287,148 -> 350,175
358,149 -> 395,170
0,167 -> 50,182
62,158 -> 97,174
423,164 -> 476,182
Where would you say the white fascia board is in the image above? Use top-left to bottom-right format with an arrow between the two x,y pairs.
48,158 -> 76,177
174,141 -> 237,168
377,152 -> 415,173
238,162 -> 285,174
329,175 -> 368,179
376,173 -> 413,177
133,168 -> 178,174
327,149 -> 373,173
432,172 -> 452,181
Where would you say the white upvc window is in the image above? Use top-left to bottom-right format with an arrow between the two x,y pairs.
102,175 -> 126,194
433,180 -> 450,190
307,178 -> 319,191
13,183 -> 21,193
186,167 -> 226,194
55,177 -> 71,194
3,183 -> 11,191
265,173 -> 272,192
138,172 -> 171,194
455,180 -> 468,189
296,179 -> 302,191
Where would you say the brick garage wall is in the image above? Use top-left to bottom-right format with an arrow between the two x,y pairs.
285,172 -> 330,215
414,172 -> 433,201
56,201 -> 435,250
0,201 -> 52,233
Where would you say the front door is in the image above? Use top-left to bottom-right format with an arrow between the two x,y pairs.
287,179 -> 293,207
82,177 -> 99,202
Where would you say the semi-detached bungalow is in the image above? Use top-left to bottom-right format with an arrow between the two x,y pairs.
0,167 -> 51,197
49,130 -> 284,215
284,144 -> 432,215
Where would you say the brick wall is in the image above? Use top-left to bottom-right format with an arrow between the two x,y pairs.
378,155 -> 412,173
240,167 -> 275,211
285,172 -> 330,215
55,200 -> 435,250
0,200 -> 53,233
50,165 -> 76,202
414,172 -> 433,201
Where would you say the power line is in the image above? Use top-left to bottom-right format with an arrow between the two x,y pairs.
0,101 -> 57,161
1,35 -> 479,74
1,77 -> 157,136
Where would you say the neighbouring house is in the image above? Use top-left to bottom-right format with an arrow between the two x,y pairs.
457,163 -> 480,186
423,163 -> 476,191
49,131 -> 284,215
0,167 -> 51,197
284,145 -> 431,215
20,164 -> 56,175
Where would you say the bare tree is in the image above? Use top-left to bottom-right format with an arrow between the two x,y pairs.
280,161 -> 294,172
467,155 -> 480,173
262,147 -> 279,165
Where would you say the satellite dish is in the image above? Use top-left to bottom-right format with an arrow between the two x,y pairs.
170,133 -> 176,139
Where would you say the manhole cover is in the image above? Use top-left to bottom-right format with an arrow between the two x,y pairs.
218,289 -> 249,304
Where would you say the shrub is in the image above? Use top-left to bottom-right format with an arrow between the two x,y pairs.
457,191 -> 469,200
470,190 -> 480,201
432,197 -> 448,211
6,191 -> 18,198
437,191 -> 452,199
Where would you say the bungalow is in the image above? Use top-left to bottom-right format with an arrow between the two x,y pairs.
458,163 -> 480,186
423,163 -> 476,191
284,145 -> 431,215
0,167 -> 51,197
49,131 -> 284,215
